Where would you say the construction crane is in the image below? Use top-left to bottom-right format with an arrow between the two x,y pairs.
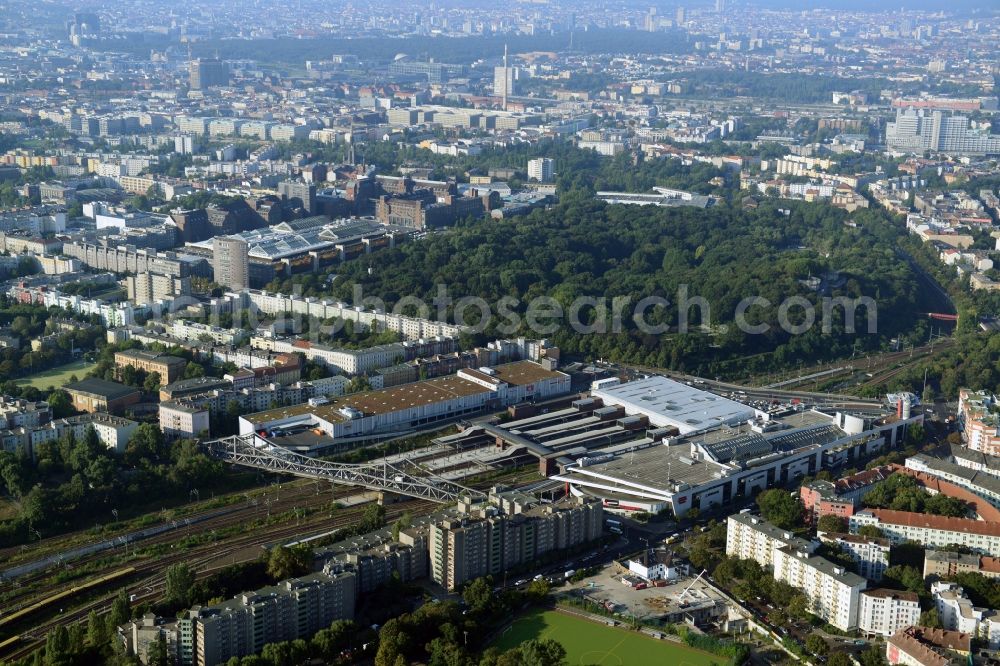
677,569 -> 708,602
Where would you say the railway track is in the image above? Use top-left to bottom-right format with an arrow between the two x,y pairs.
0,481 -> 343,610
0,497 -> 439,662
0,479 -> 335,567
0,449 -> 532,663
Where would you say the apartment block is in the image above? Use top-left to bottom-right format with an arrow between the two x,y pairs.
527,158 -> 554,183
933,581 -> 1000,649
325,529 -> 428,594
159,401 -> 211,439
61,242 -> 208,278
124,272 -> 191,306
959,389 -> 1000,455
212,236 -> 249,292
924,550 -> 1000,580
252,336 -> 404,376
169,320 -> 249,347
0,395 -> 51,429
229,289 -> 469,341
822,533 -> 890,581
799,466 -> 894,520
429,493 -> 602,592
193,572 -> 354,666
121,571 -> 354,666
773,545 -> 867,631
0,412 -> 138,457
858,589 -> 920,637
119,614 -> 181,665
851,509 -> 1000,556
725,512 -> 815,568
903,454 -> 1000,519
886,626 -> 971,666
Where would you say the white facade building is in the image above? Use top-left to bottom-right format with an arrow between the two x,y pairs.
170,320 -> 249,347
251,336 -> 403,376
858,589 -> 920,637
826,533 -> 890,581
773,545 -> 867,631
527,158 -> 555,183
933,581 -> 1000,648
159,402 -> 211,440
726,513 -> 815,568
851,509 -> 1000,556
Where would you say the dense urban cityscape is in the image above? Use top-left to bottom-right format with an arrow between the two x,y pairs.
0,0 -> 998,665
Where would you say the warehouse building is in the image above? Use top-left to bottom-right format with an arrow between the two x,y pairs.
64,378 -> 141,415
186,217 -> 411,287
239,361 -> 569,452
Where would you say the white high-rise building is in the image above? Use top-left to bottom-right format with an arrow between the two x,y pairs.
494,43 -> 517,110
527,158 -> 555,183
725,513 -> 815,568
887,108 -> 1000,155
493,66 -> 517,104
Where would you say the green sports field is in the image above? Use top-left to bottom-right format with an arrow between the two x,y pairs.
15,359 -> 96,391
493,608 -> 726,666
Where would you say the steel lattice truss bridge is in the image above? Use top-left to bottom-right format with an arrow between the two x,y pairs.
203,433 -> 484,503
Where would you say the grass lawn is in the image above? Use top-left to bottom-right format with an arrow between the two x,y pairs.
493,608 -> 727,666
15,359 -> 97,391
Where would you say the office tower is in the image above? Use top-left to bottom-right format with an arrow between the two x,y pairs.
886,108 -> 1000,155
676,6 -> 686,23
527,158 -> 555,183
494,44 -> 517,110
174,136 -> 198,155
645,8 -> 657,31
125,273 -> 191,306
189,58 -> 229,90
68,12 -> 100,45
69,12 -> 100,35
277,180 -> 317,215
715,0 -> 726,12
387,60 -> 465,83
212,236 -> 249,291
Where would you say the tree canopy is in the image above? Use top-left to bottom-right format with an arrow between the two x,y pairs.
756,489 -> 803,529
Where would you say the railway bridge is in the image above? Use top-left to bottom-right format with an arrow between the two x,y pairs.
203,433 -> 484,503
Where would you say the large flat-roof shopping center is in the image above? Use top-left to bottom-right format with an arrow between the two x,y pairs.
236,366 -> 921,518
544,377 -> 922,517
